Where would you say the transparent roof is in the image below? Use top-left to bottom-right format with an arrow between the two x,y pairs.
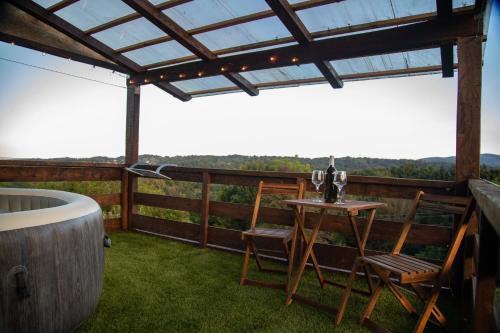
92,18 -> 167,50
28,0 -> 473,98
163,0 -> 271,31
33,0 -> 60,8
123,40 -> 195,66
194,17 -> 291,51
240,64 -> 323,85
171,75 -> 237,93
55,0 -> 135,31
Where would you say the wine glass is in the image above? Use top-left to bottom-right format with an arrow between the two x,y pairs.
311,170 -> 324,202
333,171 -> 347,204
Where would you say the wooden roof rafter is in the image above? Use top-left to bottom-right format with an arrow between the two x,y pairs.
5,0 -> 191,102
122,0 -> 259,96
265,0 -> 343,89
46,0 -> 78,13
437,0 -> 454,77
139,7 -> 474,71
129,13 -> 479,87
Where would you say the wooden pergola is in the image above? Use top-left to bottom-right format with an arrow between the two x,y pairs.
0,0 -> 498,331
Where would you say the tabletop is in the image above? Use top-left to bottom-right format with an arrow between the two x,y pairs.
282,199 -> 387,213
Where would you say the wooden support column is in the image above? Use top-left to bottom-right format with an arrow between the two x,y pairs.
199,172 -> 211,247
123,83 -> 140,230
456,36 -> 482,189
473,212 -> 498,332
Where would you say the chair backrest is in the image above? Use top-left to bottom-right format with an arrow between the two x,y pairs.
392,191 -> 476,278
249,181 -> 305,230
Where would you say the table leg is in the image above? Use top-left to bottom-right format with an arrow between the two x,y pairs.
286,208 -> 327,305
335,209 -> 378,325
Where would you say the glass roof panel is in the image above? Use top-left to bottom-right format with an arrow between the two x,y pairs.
194,17 -> 291,51
239,64 -> 322,84
33,0 -> 61,8
294,0 -> 474,34
123,40 -> 194,66
171,75 -> 237,93
92,18 -> 167,50
330,48 -> 441,76
163,0 -> 270,31
55,0 -> 135,31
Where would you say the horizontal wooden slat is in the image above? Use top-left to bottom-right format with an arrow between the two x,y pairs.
131,214 -> 200,241
0,160 -> 124,168
134,193 -> 452,246
135,192 -> 201,212
90,193 -> 121,207
0,165 -> 122,181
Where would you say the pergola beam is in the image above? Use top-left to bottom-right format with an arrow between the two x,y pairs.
6,0 -> 191,101
130,13 -> 478,86
265,0 -> 343,89
122,0 -> 258,97
46,0 -> 78,13
437,0 -> 454,77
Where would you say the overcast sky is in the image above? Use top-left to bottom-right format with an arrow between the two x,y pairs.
0,5 -> 498,160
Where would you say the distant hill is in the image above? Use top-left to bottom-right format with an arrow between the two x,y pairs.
39,153 -> 500,170
420,153 -> 500,167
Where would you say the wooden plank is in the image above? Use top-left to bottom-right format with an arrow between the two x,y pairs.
135,193 -> 201,212
0,2 -> 122,72
125,85 -> 140,165
131,214 -> 200,241
440,43 -> 454,77
223,73 -> 259,96
199,172 -> 211,247
104,217 -> 122,232
130,13 -> 478,85
122,0 -> 215,61
0,160 -> 124,168
121,169 -> 129,231
89,193 -> 121,207
469,179 -> 500,235
0,165 -> 122,181
456,36 -> 482,187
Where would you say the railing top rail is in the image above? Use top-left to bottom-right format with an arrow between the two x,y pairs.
469,179 -> 500,233
133,164 -> 456,189
0,160 -> 125,168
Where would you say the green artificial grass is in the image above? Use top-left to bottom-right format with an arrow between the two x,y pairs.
78,232 -> 457,333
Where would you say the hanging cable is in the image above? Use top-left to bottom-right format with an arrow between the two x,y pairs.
0,56 -> 126,88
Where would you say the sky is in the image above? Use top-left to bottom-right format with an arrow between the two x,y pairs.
0,4 -> 499,160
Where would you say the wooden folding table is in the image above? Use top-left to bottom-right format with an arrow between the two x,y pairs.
282,199 -> 387,325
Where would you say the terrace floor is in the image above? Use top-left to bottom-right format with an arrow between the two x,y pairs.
78,232 -> 458,333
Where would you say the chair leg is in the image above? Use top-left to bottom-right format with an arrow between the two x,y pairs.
249,239 -> 264,271
360,279 -> 385,325
411,283 -> 448,330
240,239 -> 252,286
372,266 -> 417,315
413,284 -> 443,333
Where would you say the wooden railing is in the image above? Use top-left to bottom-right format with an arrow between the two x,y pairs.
468,179 -> 500,332
129,165 -> 458,271
0,160 -> 125,232
0,161 -> 460,271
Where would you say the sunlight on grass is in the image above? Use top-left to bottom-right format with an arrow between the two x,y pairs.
78,232 -> 457,333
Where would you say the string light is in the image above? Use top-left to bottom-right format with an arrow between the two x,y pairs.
144,78 -> 149,83
220,66 -> 227,72
160,75 -> 165,79
42,52 -> 46,56
179,73 -> 186,79
240,65 -> 249,71
129,79 -> 135,85
269,55 -> 278,63
197,71 -> 204,77
291,56 -> 299,63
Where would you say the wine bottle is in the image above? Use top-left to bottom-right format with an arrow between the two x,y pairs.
324,155 -> 338,203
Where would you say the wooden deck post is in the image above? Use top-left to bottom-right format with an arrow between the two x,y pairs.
199,172 -> 211,247
456,36 -> 482,187
122,83 -> 141,230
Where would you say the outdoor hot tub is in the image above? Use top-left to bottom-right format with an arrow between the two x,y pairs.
0,188 -> 105,333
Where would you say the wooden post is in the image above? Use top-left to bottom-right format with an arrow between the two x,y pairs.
122,83 -> 140,230
456,36 -> 482,187
473,212 -> 498,333
199,172 -> 210,247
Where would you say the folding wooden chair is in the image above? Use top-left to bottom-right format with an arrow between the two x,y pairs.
240,181 -> 305,291
360,191 -> 476,333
